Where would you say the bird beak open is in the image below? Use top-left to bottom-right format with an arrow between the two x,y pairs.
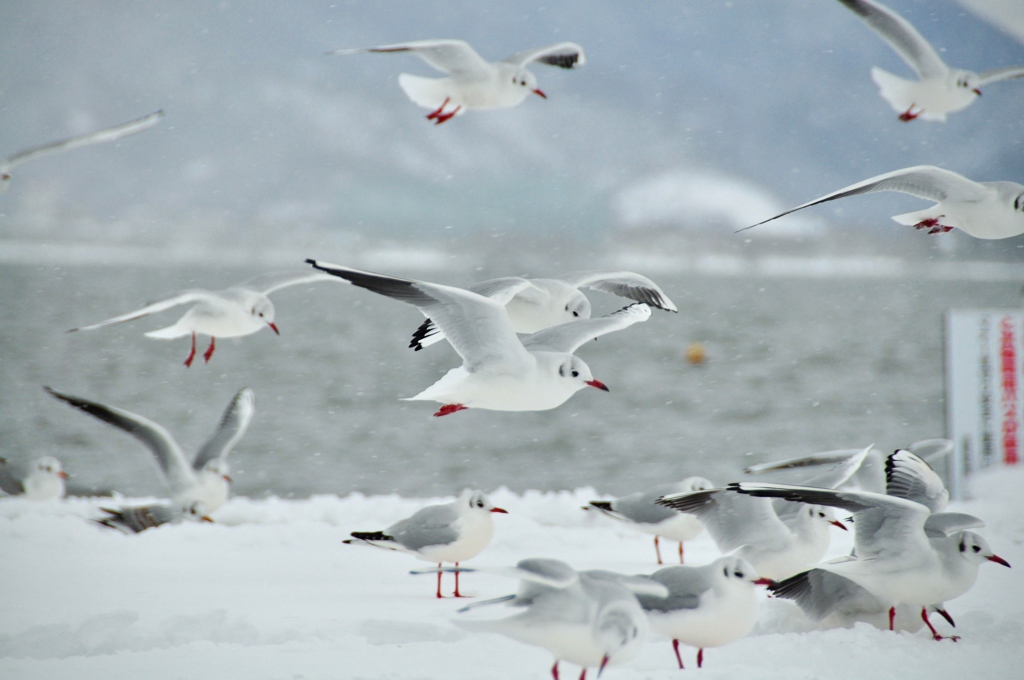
201,516 -> 214,523
58,471 -> 69,479
973,88 -> 982,96
268,322 -> 280,335
987,554 -> 1011,567
830,520 -> 849,531
586,379 -> 610,392
753,577 -> 775,587
533,88 -> 547,99
598,655 -> 610,678
491,507 -> 509,514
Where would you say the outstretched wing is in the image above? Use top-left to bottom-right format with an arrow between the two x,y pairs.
738,166 -> 988,232
4,110 -> 164,171
522,303 -> 651,354
410,277 -> 537,351
0,457 -> 25,495
237,271 -> 341,296
976,66 -> 1024,87
307,259 -> 533,372
67,291 -> 210,332
502,42 -> 586,70
657,488 -> 791,553
885,449 -> 948,513
45,386 -> 196,495
557,271 -> 677,312
329,39 -> 490,77
835,0 -> 947,78
192,388 -> 256,471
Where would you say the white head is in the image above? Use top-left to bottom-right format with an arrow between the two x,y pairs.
681,476 -> 714,493
955,531 -> 1011,568
594,596 -> 647,673
23,456 -> 68,500
201,458 -> 232,483
948,69 -> 982,97
182,499 -> 214,523
712,555 -> 773,589
564,290 -> 592,322
510,68 -> 545,99
250,295 -> 279,334
460,489 -> 508,515
556,355 -> 609,393
805,504 -> 848,532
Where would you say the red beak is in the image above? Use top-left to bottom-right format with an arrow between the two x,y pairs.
223,474 -> 232,483
973,88 -> 982,96
753,577 -> 775,587
598,655 -> 609,678
58,471 -> 69,479
491,507 -> 508,514
987,554 -> 1011,567
532,88 -> 547,99
830,520 -> 848,531
268,322 -> 280,335
586,379 -> 610,392
201,516 -> 214,523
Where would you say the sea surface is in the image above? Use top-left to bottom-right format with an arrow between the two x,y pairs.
1,252 -> 1021,499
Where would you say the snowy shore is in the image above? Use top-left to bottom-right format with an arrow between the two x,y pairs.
1,466 -> 1021,680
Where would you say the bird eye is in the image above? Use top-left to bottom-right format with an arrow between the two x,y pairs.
972,545 -> 981,553
735,571 -> 744,578
723,567 -> 729,577
571,370 -> 579,378
476,501 -> 483,507
572,311 -> 579,317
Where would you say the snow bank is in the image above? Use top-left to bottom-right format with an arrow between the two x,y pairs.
1,469 -> 1020,679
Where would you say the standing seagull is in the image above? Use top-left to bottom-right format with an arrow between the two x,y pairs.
834,0 -> 1024,121
45,386 -> 255,514
454,559 -> 659,679
344,490 -> 507,598
584,476 -> 713,565
329,40 -> 585,123
69,270 -> 340,366
1,110 -> 163,193
739,166 -> 1024,240
636,556 -> 773,669
411,271 -> 676,351
0,456 -> 68,500
307,260 -> 652,416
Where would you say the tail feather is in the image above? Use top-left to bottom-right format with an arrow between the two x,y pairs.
349,530 -> 394,542
144,325 -> 191,339
398,73 -> 455,110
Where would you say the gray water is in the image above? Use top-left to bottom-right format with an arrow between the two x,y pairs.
1,257 -> 1020,499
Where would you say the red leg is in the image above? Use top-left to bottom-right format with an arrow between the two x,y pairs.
578,669 -> 586,680
453,562 -> 469,597
426,97 -> 451,120
434,404 -> 468,417
203,337 -> 216,363
679,541 -> 685,564
921,607 -> 960,641
672,639 -> 684,669
551,661 -> 559,680
433,105 -> 461,124
898,105 -> 920,122
183,332 -> 197,367
889,606 -> 896,631
697,648 -> 704,668
654,535 -> 663,565
436,563 -> 443,599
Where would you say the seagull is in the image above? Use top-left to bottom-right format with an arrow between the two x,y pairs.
344,489 -> 507,598
636,556 -> 773,669
68,270 -> 340,366
410,271 -> 676,351
739,166 -> 1024,240
731,479 -> 1011,640
1,110 -> 163,194
45,386 -> 255,514
329,39 -> 585,124
657,488 -> 847,580
0,456 -> 68,500
95,499 -> 213,534
584,476 -> 714,565
834,0 -> 1024,122
306,260 -> 652,416
452,558 -> 660,680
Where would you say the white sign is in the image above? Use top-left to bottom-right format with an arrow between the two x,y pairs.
946,310 -> 1023,500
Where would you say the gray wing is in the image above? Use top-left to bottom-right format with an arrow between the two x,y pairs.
976,66 -> 1024,87
502,42 -> 586,70
657,489 -> 791,553
329,39 -> 491,77
607,483 -> 692,525
307,260 -> 533,372
728,482 -> 931,561
237,271 -> 341,295
4,110 -> 163,171
557,271 -> 677,312
738,166 -> 988,232
387,503 -> 460,551
923,512 -> 985,538
67,291 -> 210,332
835,0 -> 947,78
508,558 -> 580,588
191,388 -> 256,471
521,303 -> 651,353
636,566 -> 713,613
409,277 -> 535,351
96,503 -> 182,533
769,568 -> 877,622
745,447 -> 870,474
581,570 -> 669,598
0,457 -> 25,495
885,449 -> 948,513
45,387 -> 196,495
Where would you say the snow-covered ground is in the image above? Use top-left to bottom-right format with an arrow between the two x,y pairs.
1,466 -> 1021,679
